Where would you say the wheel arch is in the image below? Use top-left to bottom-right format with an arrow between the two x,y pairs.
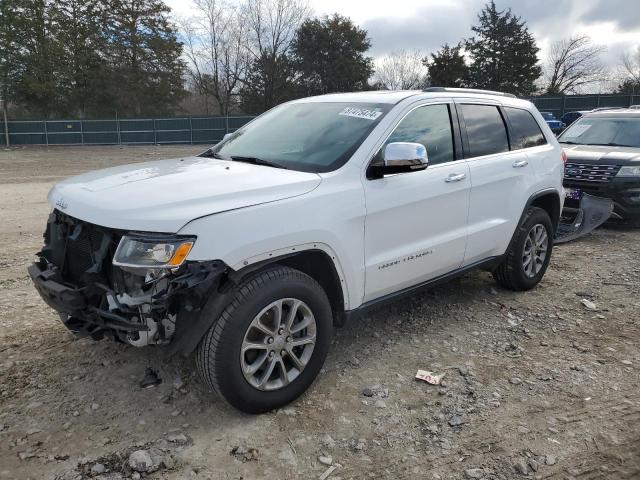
504,188 -> 562,256
230,245 -> 348,318
528,190 -> 562,233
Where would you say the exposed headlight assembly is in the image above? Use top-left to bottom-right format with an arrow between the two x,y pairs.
617,166 -> 640,177
113,235 -> 195,269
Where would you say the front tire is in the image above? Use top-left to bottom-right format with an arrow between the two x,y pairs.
196,266 -> 333,413
493,207 -> 553,291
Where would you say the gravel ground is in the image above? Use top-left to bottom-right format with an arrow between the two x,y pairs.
1,145 -> 639,480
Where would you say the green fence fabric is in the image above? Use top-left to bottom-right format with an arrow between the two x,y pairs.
2,94 -> 640,146
0,115 -> 255,146
524,93 -> 640,118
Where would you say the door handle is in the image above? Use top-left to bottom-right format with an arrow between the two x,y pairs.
445,172 -> 466,183
512,159 -> 529,168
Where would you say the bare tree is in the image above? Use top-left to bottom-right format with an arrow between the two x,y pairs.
620,46 -> 640,85
543,35 -> 607,94
374,50 -> 427,90
240,0 -> 309,110
182,0 -> 249,116
244,0 -> 309,58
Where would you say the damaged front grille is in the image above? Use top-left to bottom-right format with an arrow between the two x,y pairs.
41,210 -> 121,286
564,163 -> 620,183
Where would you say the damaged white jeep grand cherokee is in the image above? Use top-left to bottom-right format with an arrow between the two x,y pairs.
30,88 -> 564,413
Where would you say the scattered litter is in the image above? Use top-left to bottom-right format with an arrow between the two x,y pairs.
140,367 -> 162,388
580,299 -> 597,310
319,465 -> 337,480
415,370 -> 445,385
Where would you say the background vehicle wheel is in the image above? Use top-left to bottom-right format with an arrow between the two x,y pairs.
196,266 -> 333,413
493,207 -> 553,291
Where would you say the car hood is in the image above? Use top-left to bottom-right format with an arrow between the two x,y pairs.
48,156 -> 322,232
561,144 -> 640,165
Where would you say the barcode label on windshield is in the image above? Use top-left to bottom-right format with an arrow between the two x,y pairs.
339,107 -> 383,121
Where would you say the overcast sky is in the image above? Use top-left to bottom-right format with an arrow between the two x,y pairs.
166,0 -> 640,76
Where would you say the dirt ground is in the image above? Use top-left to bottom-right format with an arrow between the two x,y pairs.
1,145 -> 639,480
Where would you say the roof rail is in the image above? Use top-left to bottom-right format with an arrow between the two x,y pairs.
422,87 -> 517,98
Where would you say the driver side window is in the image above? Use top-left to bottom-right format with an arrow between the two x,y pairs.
373,104 -> 455,166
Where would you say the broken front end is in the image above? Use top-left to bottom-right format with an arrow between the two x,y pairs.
29,210 -> 226,348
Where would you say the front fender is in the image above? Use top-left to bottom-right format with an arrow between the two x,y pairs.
176,184 -> 366,310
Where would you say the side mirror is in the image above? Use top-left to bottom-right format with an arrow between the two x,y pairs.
222,133 -> 233,141
368,142 -> 429,178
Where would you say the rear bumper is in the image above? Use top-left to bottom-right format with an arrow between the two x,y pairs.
564,178 -> 640,220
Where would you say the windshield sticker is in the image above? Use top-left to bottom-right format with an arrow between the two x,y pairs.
566,124 -> 592,137
339,107 -> 383,121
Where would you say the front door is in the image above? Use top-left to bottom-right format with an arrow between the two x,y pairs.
362,103 -> 470,303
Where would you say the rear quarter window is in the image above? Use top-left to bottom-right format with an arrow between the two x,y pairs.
505,107 -> 547,149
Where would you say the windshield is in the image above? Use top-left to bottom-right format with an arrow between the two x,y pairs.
211,102 -> 392,173
558,116 -> 640,147
541,112 -> 554,120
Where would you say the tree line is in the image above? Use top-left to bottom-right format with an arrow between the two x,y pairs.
1,0 -> 639,120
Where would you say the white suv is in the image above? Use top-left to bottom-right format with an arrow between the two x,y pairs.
30,88 -> 564,413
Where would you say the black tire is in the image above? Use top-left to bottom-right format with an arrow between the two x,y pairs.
196,266 -> 333,413
493,207 -> 553,291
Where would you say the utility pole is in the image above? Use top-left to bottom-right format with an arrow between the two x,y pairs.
1,99 -> 9,147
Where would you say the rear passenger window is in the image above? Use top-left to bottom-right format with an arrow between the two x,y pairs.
505,107 -> 546,149
460,104 -> 509,157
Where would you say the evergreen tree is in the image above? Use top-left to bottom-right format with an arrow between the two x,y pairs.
291,14 -> 373,95
16,0 -> 59,116
0,0 -> 27,120
424,44 -> 468,88
239,53 -> 297,113
102,0 -> 185,116
49,0 -> 111,116
465,1 -> 541,95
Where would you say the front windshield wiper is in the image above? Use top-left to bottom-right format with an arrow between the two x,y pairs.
199,148 -> 228,159
559,140 -> 580,144
230,155 -> 289,170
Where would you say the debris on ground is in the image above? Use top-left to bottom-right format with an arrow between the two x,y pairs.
580,298 -> 598,310
415,369 -> 446,385
140,367 -> 162,388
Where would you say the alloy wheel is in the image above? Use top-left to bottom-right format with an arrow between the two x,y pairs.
522,223 -> 548,278
240,298 -> 316,391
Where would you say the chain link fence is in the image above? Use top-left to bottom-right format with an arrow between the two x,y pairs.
0,115 -> 255,146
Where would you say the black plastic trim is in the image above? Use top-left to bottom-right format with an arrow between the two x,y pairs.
344,256 -> 502,320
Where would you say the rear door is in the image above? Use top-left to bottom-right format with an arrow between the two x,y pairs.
362,102 -> 470,302
456,101 -> 540,265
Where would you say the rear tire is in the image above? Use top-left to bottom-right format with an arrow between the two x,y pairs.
196,266 -> 333,413
493,207 -> 553,291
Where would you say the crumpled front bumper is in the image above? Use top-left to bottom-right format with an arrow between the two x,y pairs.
29,259 -> 228,341
29,262 -> 153,337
